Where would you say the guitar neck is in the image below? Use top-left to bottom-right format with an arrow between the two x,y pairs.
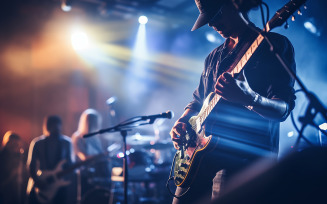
196,33 -> 265,127
228,34 -> 264,75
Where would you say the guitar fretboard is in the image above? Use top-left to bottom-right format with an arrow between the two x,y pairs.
196,34 -> 264,127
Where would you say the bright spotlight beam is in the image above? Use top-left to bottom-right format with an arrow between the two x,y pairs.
71,31 -> 89,51
138,16 -> 148,25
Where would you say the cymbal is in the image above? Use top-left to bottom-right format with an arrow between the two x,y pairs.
142,141 -> 173,150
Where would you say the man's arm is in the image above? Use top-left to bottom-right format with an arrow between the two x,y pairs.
26,138 -> 47,189
216,33 -> 296,122
170,55 -> 213,149
215,71 -> 291,121
72,134 -> 87,161
26,139 -> 39,181
170,109 -> 198,149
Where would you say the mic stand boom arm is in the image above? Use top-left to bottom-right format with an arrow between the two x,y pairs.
237,0 -> 327,148
83,113 -> 172,204
262,32 -> 327,142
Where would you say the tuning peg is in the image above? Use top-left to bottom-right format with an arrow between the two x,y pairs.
284,21 -> 289,29
291,15 -> 295,21
297,9 -> 302,16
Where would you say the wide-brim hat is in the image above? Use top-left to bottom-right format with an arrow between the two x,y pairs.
192,0 -> 228,31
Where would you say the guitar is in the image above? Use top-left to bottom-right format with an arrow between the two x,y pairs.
172,0 -> 307,188
31,154 -> 106,203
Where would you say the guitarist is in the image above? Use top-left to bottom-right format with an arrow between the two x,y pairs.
26,115 -> 76,204
170,0 -> 296,203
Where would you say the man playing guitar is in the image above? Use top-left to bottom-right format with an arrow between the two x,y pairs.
26,115 -> 76,204
170,0 -> 296,203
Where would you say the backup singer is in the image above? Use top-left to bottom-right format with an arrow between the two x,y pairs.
170,0 -> 296,203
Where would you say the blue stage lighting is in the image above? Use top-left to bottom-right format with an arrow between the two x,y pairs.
138,16 -> 148,25
304,20 -> 321,36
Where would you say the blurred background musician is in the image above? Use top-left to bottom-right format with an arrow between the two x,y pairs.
26,115 -> 76,204
0,131 -> 27,204
72,108 -> 111,202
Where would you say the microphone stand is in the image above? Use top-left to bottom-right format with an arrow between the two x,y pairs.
83,114 -> 165,204
260,32 -> 327,148
243,17 -> 327,149
121,130 -> 128,204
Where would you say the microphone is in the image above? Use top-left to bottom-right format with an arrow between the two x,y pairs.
232,0 -> 262,12
142,110 -> 174,121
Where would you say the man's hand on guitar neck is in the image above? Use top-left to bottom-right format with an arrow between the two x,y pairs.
215,71 -> 255,106
215,71 -> 290,121
170,109 -> 197,150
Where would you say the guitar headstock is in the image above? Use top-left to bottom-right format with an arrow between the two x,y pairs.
266,0 -> 308,32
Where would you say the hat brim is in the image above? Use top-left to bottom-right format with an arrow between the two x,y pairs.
191,13 -> 211,31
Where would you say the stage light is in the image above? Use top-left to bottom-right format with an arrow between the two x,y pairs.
117,152 -> 124,158
304,21 -> 317,34
319,123 -> 327,146
206,33 -> 216,43
304,19 -> 321,36
287,131 -> 294,137
133,21 -> 147,59
106,96 -> 117,105
71,31 -> 89,51
138,16 -> 148,25
61,0 -> 72,12
205,32 -> 222,44
319,123 -> 327,131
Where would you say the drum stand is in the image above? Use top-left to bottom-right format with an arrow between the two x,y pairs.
84,112 -> 172,204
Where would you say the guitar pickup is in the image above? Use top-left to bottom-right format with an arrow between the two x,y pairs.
175,177 -> 183,183
180,163 -> 189,169
178,170 -> 186,176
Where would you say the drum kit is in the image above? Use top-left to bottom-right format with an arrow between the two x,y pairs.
81,133 -> 175,204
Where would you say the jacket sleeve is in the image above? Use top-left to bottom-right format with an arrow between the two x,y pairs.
266,33 -> 296,119
185,57 -> 210,112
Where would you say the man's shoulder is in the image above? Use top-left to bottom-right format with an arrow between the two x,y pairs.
266,32 -> 293,45
31,135 -> 47,144
28,135 -> 47,150
60,135 -> 72,143
266,31 -> 285,38
264,32 -> 294,54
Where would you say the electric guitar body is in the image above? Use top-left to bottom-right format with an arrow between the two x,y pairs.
30,154 -> 106,203
174,93 -> 219,187
34,160 -> 70,204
